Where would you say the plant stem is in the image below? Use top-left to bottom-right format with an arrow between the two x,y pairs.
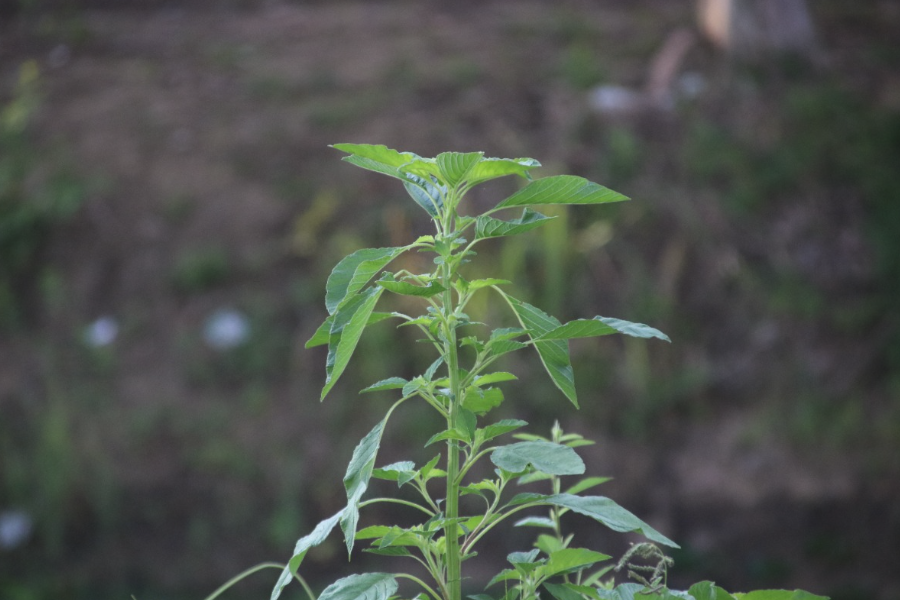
441,207 -> 462,600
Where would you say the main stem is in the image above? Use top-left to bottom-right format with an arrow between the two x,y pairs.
441,207 -> 462,600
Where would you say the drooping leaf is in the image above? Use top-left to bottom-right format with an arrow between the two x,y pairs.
491,441 -> 585,476
543,494 -> 678,548
377,279 -> 446,298
480,419 -> 529,443
475,208 -> 556,240
542,548 -> 611,578
271,510 -> 344,600
325,247 -> 406,314
503,294 -> 577,406
360,377 -> 408,394
495,175 -> 628,209
537,316 -> 670,343
425,429 -> 469,447
341,418 -> 388,555
322,286 -> 385,400
437,151 -> 484,187
317,573 -> 398,600
403,173 -> 445,217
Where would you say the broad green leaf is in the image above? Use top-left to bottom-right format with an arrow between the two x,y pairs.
733,592 -> 829,600
564,476 -> 612,495
424,356 -> 444,381
322,286 -> 385,401
462,386 -> 505,415
372,461 -> 417,486
399,157 -> 441,180
541,548 -> 610,577
473,372 -> 518,386
271,509 -> 344,600
542,548 -> 611,578
506,492 -> 549,506
544,583 -> 590,600
360,377 -> 408,394
377,279 -> 446,297
535,533 -> 564,555
318,573 -> 398,600
688,581 -> 737,600
355,525 -> 391,540
325,247 -> 405,314
481,419 -> 529,443
504,295 -> 577,407
491,441 -> 585,476
437,151 -> 484,187
365,546 -> 412,557
508,549 -> 541,567
495,175 -> 628,209
341,418 -> 388,555
466,157 -> 541,186
513,516 -> 556,529
475,208 -> 556,240
543,494 -> 678,548
537,316 -> 670,343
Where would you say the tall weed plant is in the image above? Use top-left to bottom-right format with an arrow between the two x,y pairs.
208,145 -> 827,600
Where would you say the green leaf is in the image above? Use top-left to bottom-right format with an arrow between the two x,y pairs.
508,549 -> 541,567
543,494 -> 678,548
544,583 -> 590,600
399,157 -> 441,179
473,372 -> 518,386
564,476 -> 612,495
332,143 -> 417,176
305,315 -> 335,348
503,295 -> 577,407
537,316 -> 670,343
322,286 -> 385,401
318,573 -> 398,600
271,509 -> 344,600
462,386 -> 505,415
542,548 -> 610,578
467,278 -> 512,291
425,429 -> 469,447
481,419 -> 529,443
466,157 -> 541,186
420,454 -> 441,480
360,377 -> 408,394
377,279 -> 446,298
372,461 -> 417,486
437,151 -> 484,187
487,568 -> 522,588
459,407 -> 478,442
341,418 -> 388,555
355,525 -> 391,540
491,441 -> 585,476
688,581 -> 737,600
514,516 -> 556,529
495,175 -> 628,209
475,208 -> 556,239
404,174 -> 445,217
733,592 -> 829,600
325,247 -> 405,315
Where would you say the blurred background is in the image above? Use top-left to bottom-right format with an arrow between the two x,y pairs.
1,0 -> 899,599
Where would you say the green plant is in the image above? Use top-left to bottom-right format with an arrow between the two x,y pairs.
207,145 -> 828,600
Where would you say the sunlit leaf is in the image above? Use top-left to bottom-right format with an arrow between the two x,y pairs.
537,316 -> 670,343
543,494 -> 678,548
317,573 -> 398,600
325,247 -> 406,314
476,208 -> 556,239
322,286 -> 385,401
495,175 -> 628,209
